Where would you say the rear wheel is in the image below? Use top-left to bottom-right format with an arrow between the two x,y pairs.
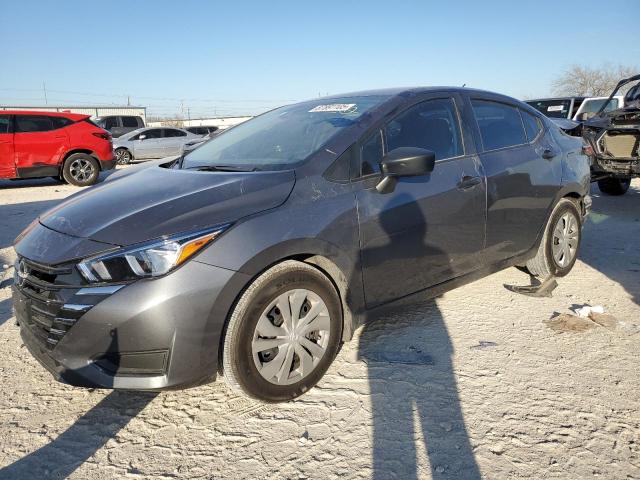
115,148 -> 132,165
526,198 -> 582,278
598,176 -> 631,196
222,260 -> 342,402
62,153 -> 99,187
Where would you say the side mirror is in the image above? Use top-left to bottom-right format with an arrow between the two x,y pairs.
376,147 -> 436,194
138,134 -> 147,141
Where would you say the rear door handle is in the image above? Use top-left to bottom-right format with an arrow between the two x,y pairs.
457,175 -> 482,190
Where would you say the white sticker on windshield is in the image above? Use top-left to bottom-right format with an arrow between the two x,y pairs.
547,105 -> 565,112
309,103 -> 357,113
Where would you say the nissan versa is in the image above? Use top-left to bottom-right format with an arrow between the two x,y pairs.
13,87 -> 591,402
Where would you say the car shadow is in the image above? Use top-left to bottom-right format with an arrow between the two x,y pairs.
0,168 -> 119,190
353,191 -> 481,479
0,390 -> 157,479
579,183 -> 640,305
0,200 -> 62,250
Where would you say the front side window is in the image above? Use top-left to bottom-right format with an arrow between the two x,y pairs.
0,115 -> 9,134
15,115 -> 53,133
164,129 -> 186,137
122,116 -> 139,128
472,100 -> 527,151
385,98 -> 463,161
520,110 -> 542,142
182,95 -> 391,171
360,131 -> 384,176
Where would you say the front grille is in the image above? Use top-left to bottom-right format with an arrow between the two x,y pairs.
14,257 -> 111,350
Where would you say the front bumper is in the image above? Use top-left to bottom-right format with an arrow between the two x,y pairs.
13,257 -> 249,390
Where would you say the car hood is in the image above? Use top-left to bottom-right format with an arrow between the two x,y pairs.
39,165 -> 296,246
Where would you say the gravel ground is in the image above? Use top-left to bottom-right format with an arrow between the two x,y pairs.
0,173 -> 639,480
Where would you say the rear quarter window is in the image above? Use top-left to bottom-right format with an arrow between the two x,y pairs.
520,110 -> 542,142
51,117 -> 73,129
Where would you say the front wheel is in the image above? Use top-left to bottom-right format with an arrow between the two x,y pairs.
526,198 -> 582,278
222,260 -> 342,402
62,154 -> 99,187
598,176 -> 631,196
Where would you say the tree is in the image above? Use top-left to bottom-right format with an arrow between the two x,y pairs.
552,64 -> 638,97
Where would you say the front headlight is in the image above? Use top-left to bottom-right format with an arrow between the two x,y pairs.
77,226 -> 228,283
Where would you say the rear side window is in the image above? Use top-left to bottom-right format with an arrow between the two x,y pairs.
163,129 -> 186,137
520,110 -> 542,142
385,98 -> 463,161
15,115 -> 53,133
0,115 -> 9,133
471,100 -> 527,151
51,117 -> 72,129
122,116 -> 139,128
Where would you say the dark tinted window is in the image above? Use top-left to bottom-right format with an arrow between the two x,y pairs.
104,117 -> 119,129
385,98 -> 463,160
525,99 -> 573,119
520,110 -> 542,142
51,117 -> 72,129
122,116 -> 139,128
360,131 -> 383,176
472,100 -> 527,150
163,128 -> 186,137
15,115 -> 53,133
142,129 -> 162,139
0,115 -> 9,134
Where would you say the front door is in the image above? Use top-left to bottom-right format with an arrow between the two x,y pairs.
355,96 -> 486,308
0,115 -> 15,178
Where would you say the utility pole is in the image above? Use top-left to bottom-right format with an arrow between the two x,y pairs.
127,95 -> 131,106
42,81 -> 48,105
187,107 -> 191,121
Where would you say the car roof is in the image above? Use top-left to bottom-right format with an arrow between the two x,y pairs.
0,110 -> 90,121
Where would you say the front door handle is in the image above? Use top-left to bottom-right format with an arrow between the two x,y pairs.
457,175 -> 482,190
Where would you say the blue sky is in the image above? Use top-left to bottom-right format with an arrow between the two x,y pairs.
1,0 -> 638,117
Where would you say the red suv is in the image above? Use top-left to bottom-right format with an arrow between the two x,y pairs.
0,111 -> 116,186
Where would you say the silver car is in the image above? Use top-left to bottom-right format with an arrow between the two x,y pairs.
113,127 -> 205,164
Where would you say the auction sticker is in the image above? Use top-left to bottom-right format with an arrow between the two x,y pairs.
547,105 -> 565,112
309,103 -> 357,113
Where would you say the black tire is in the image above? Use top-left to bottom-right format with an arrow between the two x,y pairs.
598,176 -> 631,196
222,260 -> 343,402
115,148 -> 132,165
526,198 -> 582,278
62,153 -> 100,187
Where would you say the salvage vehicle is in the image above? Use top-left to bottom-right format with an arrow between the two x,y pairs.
0,111 -> 115,186
582,74 -> 640,195
12,87 -> 590,402
113,127 -> 205,164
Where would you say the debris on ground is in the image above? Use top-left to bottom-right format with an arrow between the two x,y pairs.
546,313 -> 597,333
573,304 -> 605,318
503,276 -> 558,297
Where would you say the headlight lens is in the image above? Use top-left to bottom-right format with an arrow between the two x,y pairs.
77,226 -> 227,283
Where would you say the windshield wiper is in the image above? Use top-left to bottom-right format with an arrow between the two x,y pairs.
183,164 -> 259,172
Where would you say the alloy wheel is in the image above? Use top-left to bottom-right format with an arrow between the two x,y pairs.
551,211 -> 579,268
69,158 -> 95,182
115,149 -> 130,165
251,289 -> 331,386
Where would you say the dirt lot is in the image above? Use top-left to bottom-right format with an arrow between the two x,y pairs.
0,173 -> 639,480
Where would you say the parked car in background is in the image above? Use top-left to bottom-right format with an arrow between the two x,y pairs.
526,96 -> 585,120
185,125 -> 219,136
0,110 -> 115,186
12,87 -> 590,402
94,115 -> 145,138
113,127 -> 205,164
574,96 -> 625,122
583,73 -> 640,195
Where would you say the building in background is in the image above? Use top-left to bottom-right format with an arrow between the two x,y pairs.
147,116 -> 252,130
0,105 -> 147,122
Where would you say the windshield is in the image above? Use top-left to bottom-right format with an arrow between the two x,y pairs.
526,99 -> 572,119
182,95 -> 390,170
580,98 -> 619,115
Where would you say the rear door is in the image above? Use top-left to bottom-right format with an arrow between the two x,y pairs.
161,128 -> 188,156
0,115 -> 15,178
469,97 -> 562,263
13,115 -> 69,173
355,94 -> 486,307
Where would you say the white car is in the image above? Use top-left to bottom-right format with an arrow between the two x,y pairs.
113,127 -> 205,164
573,95 -> 625,121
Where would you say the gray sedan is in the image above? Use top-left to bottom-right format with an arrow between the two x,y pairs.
113,127 -> 205,164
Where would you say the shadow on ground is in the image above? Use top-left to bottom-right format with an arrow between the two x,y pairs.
0,391 -> 157,479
